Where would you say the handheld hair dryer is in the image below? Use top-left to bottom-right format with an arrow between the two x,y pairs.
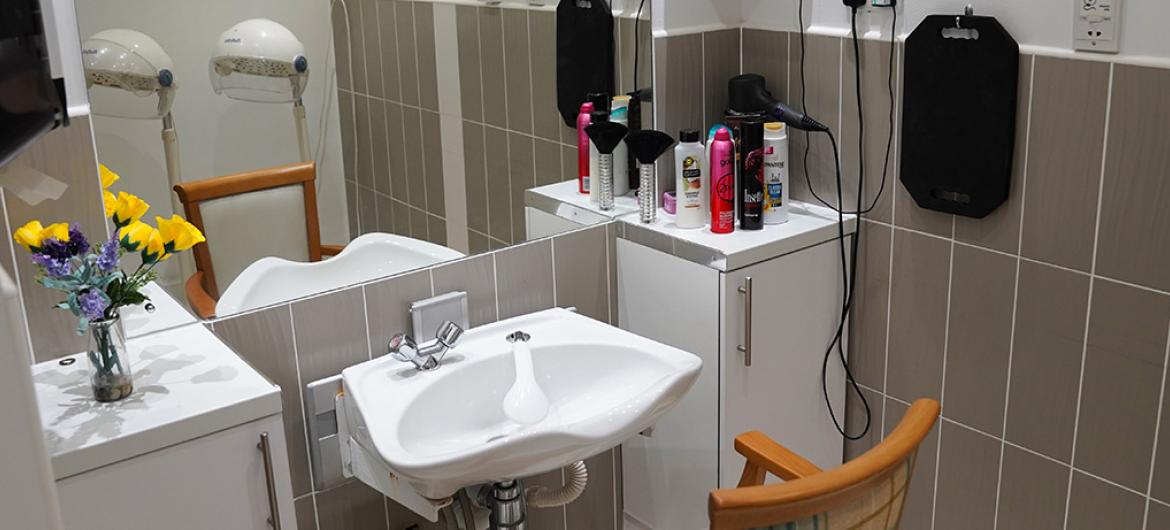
727,74 -> 829,132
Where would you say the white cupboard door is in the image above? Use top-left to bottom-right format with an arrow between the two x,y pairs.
719,238 -> 847,488
57,414 -> 296,530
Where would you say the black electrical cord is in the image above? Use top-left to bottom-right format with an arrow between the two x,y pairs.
796,1 -> 899,441
633,0 -> 647,89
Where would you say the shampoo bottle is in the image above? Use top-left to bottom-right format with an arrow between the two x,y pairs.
674,129 -> 705,229
763,122 -> 790,224
610,96 -> 632,196
576,102 -> 594,194
710,128 -> 735,234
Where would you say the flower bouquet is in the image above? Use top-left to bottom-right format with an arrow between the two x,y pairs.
12,165 -> 205,402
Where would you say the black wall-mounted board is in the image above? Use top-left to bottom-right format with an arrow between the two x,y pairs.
900,14 -> 1019,218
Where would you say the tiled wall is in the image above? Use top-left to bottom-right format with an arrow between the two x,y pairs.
211,223 -> 622,530
0,117 -> 108,362
716,29 -> 1170,530
335,0 -> 650,254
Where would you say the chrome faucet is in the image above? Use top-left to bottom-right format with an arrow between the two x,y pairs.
387,320 -> 464,371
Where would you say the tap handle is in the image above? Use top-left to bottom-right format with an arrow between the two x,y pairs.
388,333 -> 418,362
434,321 -> 464,348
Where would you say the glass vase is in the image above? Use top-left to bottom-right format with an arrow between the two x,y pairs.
86,315 -> 133,402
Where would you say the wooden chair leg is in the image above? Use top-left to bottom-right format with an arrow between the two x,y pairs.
738,462 -> 767,487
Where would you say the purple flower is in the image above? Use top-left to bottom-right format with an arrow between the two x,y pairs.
97,234 -> 119,272
32,253 -> 72,278
40,225 -> 90,261
78,289 -> 109,321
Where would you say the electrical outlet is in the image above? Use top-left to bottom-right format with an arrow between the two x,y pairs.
1074,0 -> 1121,53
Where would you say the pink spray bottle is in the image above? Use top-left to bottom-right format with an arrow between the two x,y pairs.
710,128 -> 736,234
576,102 -> 594,194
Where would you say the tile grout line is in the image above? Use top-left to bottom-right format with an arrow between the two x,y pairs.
497,8 -> 516,245
393,0 -> 413,236
928,224 -> 957,530
992,53 -> 1036,530
1062,60 -> 1114,530
1142,319 -> 1170,529
287,303 -> 319,496
361,286 -> 374,360
877,31 -> 901,443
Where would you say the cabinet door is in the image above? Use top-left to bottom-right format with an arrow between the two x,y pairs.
719,239 -> 847,488
57,414 -> 296,530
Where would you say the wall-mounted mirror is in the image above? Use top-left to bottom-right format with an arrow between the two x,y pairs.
77,0 -> 651,319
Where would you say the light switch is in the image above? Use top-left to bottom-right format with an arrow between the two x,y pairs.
1074,0 -> 1121,53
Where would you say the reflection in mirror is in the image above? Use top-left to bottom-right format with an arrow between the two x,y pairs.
78,0 -> 650,319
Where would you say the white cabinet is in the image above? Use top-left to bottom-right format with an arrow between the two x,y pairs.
56,414 -> 297,530
616,204 -> 851,530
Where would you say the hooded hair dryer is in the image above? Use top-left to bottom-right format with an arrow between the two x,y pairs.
727,74 -> 829,132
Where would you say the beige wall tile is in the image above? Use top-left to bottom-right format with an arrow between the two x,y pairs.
1096,64 -> 1170,291
655,33 -> 703,192
463,121 -> 489,233
495,239 -> 554,319
455,5 -> 483,122
1075,278 -> 1170,490
387,103 -> 409,202
392,198 -> 412,237
376,193 -> 396,234
338,91 -> 356,180
316,480 -> 389,530
358,187 -> 377,234
344,0 -> 368,93
1019,56 -> 1109,272
378,0 -> 401,102
485,127 -> 512,243
553,226 -> 609,322
934,422 -> 1001,530
944,244 -> 1016,435
409,206 -> 428,241
788,34 -> 841,208
432,253 -> 497,326
848,221 -> 891,390
884,398 -> 937,530
364,269 -> 433,354
1154,363 -> 1170,502
886,229 -> 950,402
567,450 -> 617,530
1066,471 -> 1145,530
295,495 -> 317,530
1005,260 -> 1089,462
502,9 -> 533,134
479,7 -> 507,128
508,133 -> 534,241
427,215 -> 447,247
415,2 -> 439,111
370,99 -> 392,196
535,138 -> 562,187
995,445 -> 1069,530
741,29 -> 788,102
292,287 -> 370,384
214,305 -> 312,496
1148,502 -> 1170,530
617,17 -> 652,97
530,10 -> 561,141
421,111 -> 445,217
354,96 -> 374,190
703,29 -> 741,128
361,0 -> 384,99
840,39 -> 898,224
333,5 -> 354,92
402,107 -> 427,209
395,1 -> 420,106
844,387 -> 882,461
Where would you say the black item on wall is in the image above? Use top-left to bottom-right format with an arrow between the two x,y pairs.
0,0 -> 64,168
556,0 -> 615,127
900,13 -> 1019,218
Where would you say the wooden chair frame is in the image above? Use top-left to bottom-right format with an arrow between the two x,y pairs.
173,161 -> 342,319
709,399 -> 941,530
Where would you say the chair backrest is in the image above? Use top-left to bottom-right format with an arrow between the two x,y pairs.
709,399 -> 940,530
173,162 -> 322,300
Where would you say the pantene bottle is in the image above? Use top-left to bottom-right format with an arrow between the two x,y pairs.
763,122 -> 790,224
674,129 -> 704,228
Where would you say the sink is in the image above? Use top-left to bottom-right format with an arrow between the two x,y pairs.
216,232 -> 463,317
339,308 -> 702,500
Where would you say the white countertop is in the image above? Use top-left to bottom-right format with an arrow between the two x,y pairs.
525,180 -> 641,226
121,282 -> 198,339
618,201 -> 857,271
34,323 -> 281,479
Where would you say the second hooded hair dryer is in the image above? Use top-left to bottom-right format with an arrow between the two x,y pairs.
727,74 -> 829,133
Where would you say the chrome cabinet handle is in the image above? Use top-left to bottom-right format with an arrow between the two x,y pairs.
737,277 -> 753,367
258,432 -> 282,529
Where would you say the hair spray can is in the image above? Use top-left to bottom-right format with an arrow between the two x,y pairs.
763,122 -> 790,224
738,118 -> 765,230
576,102 -> 594,194
710,128 -> 735,234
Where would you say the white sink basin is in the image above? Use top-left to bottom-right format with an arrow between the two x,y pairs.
340,308 -> 701,499
216,232 -> 463,317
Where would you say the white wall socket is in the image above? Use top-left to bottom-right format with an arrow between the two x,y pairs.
1074,0 -> 1121,53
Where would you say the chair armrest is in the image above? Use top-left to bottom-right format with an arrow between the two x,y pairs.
735,431 -> 823,484
321,244 -> 344,257
185,272 -> 217,320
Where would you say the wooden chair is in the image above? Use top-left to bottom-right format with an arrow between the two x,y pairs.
709,399 -> 940,530
173,161 -> 342,319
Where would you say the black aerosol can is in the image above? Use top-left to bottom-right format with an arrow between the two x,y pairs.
738,118 -> 765,230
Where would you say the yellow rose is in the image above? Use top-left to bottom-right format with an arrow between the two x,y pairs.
13,221 -> 69,252
119,221 -> 154,252
141,227 -> 169,264
99,164 -> 120,189
103,190 -> 117,218
111,192 -> 150,228
156,215 -> 205,253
